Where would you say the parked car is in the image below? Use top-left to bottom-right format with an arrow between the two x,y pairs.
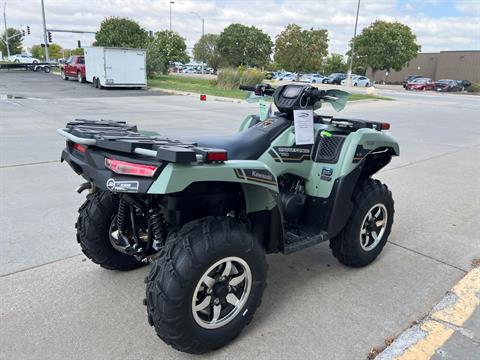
61,55 -> 86,82
402,75 -> 423,88
341,75 -> 371,87
323,73 -> 346,85
276,72 -> 293,80
434,79 -> 464,92
405,77 -> 435,91
282,73 -> 298,81
458,80 -> 471,90
8,54 -> 40,64
301,73 -> 324,83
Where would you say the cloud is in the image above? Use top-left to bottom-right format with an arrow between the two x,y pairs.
3,0 -> 479,56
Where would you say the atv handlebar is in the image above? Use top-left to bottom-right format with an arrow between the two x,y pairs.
239,83 -> 276,96
239,85 -> 256,92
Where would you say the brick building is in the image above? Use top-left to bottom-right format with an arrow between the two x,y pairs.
367,50 -> 480,84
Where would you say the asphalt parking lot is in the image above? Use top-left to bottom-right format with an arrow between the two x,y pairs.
1,71 -> 479,359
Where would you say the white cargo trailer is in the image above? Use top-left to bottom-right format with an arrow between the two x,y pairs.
84,47 -> 147,89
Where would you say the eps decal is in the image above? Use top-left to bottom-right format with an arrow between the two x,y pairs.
352,145 -> 371,163
106,178 -> 139,193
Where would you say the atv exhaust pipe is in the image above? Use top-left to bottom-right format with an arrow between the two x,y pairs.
76,182 -> 92,194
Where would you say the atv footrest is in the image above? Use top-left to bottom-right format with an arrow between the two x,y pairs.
284,230 -> 328,254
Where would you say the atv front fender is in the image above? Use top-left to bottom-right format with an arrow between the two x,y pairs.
147,160 -> 279,213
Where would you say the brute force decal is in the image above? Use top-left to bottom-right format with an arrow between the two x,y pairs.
234,168 -> 277,186
271,145 -> 312,163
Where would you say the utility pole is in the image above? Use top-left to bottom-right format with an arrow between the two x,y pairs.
346,0 -> 361,87
40,0 -> 49,61
169,1 -> 174,31
3,2 -> 10,58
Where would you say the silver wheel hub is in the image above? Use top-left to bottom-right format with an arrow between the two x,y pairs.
192,256 -> 252,329
360,203 -> 388,251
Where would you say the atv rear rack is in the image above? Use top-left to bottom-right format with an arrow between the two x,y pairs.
57,119 -> 226,164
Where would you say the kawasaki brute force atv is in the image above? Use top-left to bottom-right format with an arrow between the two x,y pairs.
58,83 -> 399,354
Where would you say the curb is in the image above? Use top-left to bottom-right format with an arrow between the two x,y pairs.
375,267 -> 480,359
148,87 -> 244,103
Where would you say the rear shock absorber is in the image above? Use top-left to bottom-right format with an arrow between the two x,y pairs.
117,199 -> 129,232
149,212 -> 165,250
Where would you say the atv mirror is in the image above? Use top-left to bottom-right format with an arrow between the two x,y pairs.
322,89 -> 350,112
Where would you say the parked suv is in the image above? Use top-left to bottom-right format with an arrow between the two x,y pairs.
61,55 -> 85,83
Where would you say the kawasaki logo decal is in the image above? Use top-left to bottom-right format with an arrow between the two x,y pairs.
234,168 -> 276,186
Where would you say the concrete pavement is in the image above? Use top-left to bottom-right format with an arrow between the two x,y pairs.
1,71 -> 479,359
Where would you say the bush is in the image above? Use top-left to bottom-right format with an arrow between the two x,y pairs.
466,82 -> 480,93
216,68 -> 265,90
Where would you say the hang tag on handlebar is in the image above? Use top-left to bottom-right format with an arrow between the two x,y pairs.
293,108 -> 314,145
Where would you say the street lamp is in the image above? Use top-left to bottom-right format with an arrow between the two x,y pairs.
191,12 -> 205,74
169,1 -> 174,31
346,0 -> 361,87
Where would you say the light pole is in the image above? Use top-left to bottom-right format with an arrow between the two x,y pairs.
169,1 -> 174,31
40,0 -> 49,61
346,0 -> 361,87
2,2 -> 10,58
191,12 -> 205,74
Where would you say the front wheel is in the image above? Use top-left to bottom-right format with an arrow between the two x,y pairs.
330,179 -> 394,267
145,217 -> 267,354
61,70 -> 68,80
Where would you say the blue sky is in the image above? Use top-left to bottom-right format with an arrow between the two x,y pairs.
4,0 -> 480,55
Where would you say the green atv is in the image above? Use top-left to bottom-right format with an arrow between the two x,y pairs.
58,83 -> 399,354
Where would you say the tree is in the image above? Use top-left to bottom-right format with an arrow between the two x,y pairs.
352,20 -> 421,79
217,24 -> 272,67
1,28 -> 23,56
274,24 -> 328,74
95,17 -> 148,48
323,53 -> 348,74
193,34 -> 222,73
30,45 -> 44,60
70,48 -> 84,56
30,43 -> 63,60
146,30 -> 189,77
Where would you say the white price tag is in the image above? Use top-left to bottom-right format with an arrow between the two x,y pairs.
293,108 -> 314,145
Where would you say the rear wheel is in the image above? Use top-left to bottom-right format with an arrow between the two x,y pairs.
77,71 -> 84,83
145,216 -> 267,354
76,191 -> 144,271
330,179 -> 394,267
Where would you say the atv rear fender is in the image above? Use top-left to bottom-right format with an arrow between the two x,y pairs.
147,160 -> 278,213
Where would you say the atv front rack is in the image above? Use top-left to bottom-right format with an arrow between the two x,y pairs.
57,119 -> 226,163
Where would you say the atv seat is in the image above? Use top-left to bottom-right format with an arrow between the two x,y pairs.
192,117 -> 290,160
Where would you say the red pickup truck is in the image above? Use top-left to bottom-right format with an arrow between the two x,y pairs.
61,55 -> 86,83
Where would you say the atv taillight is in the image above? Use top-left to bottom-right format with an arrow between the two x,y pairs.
382,123 -> 391,130
105,158 -> 158,177
72,143 -> 86,153
206,151 -> 228,162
